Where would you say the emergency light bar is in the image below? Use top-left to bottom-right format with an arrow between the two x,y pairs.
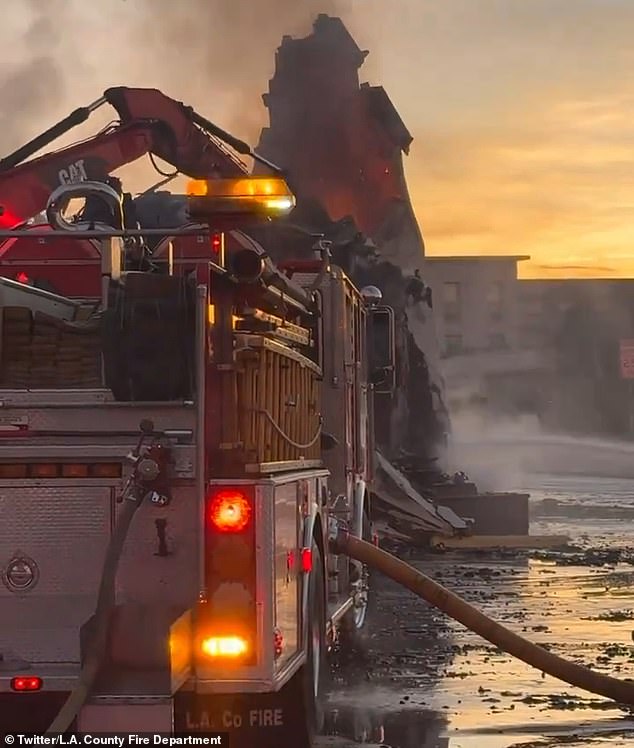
186,177 -> 296,217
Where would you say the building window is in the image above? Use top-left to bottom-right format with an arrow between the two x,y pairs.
443,282 -> 461,321
487,281 -> 504,320
445,334 -> 463,356
488,332 -> 507,350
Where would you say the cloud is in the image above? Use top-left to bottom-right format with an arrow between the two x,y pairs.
412,86 -> 634,276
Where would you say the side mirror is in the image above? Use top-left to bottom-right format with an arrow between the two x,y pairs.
368,305 -> 396,394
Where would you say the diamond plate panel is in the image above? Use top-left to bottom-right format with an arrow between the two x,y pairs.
0,486 -> 112,663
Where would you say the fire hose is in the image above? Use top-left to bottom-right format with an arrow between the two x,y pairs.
46,421 -> 158,734
46,497 -> 140,733
47,504 -> 634,732
331,528 -> 634,706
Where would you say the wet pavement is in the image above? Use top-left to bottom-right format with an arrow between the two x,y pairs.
319,474 -> 634,747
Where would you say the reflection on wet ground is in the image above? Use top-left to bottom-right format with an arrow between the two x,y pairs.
318,475 -> 634,747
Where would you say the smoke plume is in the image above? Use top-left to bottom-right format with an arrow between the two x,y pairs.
0,0 -> 358,158
0,0 -> 68,152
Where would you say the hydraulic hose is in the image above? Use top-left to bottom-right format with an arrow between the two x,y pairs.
334,531 -> 634,706
46,497 -> 141,733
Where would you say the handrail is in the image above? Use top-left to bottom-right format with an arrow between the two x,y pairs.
0,227 -> 212,238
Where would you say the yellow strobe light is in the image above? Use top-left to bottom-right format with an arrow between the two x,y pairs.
201,635 -> 249,658
186,177 -> 296,214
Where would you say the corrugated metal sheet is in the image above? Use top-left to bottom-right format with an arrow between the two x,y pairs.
374,450 -> 469,535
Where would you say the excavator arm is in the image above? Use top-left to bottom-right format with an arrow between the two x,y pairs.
0,86 -> 272,229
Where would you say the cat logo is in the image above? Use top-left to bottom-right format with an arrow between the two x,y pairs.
58,159 -> 89,186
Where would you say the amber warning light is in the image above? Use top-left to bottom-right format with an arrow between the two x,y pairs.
201,635 -> 249,658
187,177 -> 296,218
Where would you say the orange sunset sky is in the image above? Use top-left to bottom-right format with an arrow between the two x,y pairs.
1,0 -> 633,279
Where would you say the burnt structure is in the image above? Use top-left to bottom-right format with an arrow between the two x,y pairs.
255,15 -> 450,476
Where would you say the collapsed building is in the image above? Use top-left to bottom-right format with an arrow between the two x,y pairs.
249,16 -> 531,538
254,15 -> 451,488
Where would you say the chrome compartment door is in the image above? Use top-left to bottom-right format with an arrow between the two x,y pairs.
0,485 -> 113,664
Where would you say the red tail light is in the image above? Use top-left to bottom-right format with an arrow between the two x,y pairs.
207,489 -> 252,533
15,271 -> 30,284
11,676 -> 42,692
301,547 -> 313,573
211,233 -> 222,253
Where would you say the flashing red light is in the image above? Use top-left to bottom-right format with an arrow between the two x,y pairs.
207,489 -> 252,533
211,233 -> 222,253
15,271 -> 30,284
301,547 -> 313,573
0,206 -> 23,229
11,676 -> 42,692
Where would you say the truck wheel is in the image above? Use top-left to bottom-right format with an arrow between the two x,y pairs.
345,511 -> 372,635
303,541 -> 327,739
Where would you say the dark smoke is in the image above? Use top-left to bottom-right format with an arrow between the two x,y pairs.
0,0 -> 359,159
132,0 -> 354,137
0,1 -> 66,152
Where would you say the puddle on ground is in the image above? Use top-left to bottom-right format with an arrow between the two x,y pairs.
319,699 -> 634,748
319,475 -> 634,748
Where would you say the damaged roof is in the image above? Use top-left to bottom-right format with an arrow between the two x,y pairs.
278,14 -> 369,68
361,84 -> 413,154
313,14 -> 367,57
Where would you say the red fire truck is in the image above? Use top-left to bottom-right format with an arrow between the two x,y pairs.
0,166 -> 396,746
